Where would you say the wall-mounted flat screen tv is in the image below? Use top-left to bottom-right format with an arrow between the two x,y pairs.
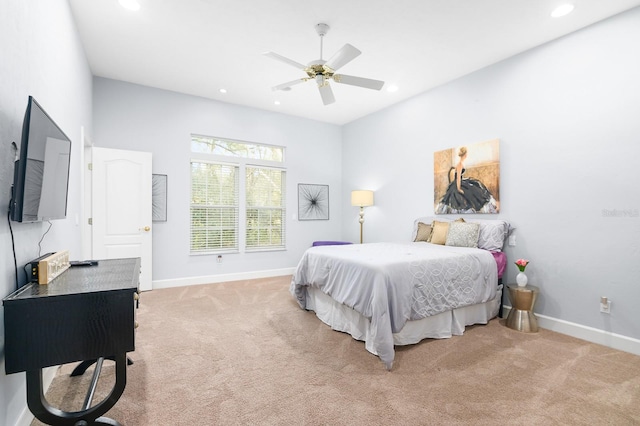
10,96 -> 72,222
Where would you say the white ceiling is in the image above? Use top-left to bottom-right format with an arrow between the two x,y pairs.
68,0 -> 640,125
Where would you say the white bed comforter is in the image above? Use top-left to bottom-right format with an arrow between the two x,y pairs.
290,242 -> 498,369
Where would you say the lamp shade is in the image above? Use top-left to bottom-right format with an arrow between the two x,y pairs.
351,190 -> 374,207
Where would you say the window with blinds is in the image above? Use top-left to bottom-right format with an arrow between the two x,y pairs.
190,162 -> 239,253
246,166 -> 286,250
190,135 -> 285,254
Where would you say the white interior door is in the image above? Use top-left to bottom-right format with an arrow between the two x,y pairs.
91,147 -> 153,291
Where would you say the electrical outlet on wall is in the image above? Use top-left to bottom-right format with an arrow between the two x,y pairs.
508,235 -> 516,246
600,297 -> 611,314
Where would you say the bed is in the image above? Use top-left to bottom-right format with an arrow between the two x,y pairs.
290,217 -> 510,370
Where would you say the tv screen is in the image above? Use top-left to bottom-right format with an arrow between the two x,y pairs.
10,96 -> 71,222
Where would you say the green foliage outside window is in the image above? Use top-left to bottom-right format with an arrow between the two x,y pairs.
190,135 -> 285,253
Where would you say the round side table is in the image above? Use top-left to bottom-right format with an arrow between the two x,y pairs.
505,284 -> 539,333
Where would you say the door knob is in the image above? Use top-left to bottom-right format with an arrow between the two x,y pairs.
143,226 -> 151,232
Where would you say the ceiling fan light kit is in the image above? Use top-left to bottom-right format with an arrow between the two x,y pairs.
264,23 -> 385,105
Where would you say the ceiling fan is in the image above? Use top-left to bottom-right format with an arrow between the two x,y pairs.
263,23 -> 385,105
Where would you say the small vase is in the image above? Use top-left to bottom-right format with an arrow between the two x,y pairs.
516,271 -> 528,287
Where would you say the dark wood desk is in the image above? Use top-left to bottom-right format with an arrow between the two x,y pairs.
3,257 -> 140,426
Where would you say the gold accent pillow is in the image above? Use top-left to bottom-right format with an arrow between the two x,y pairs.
428,221 -> 450,245
428,218 -> 465,245
414,222 -> 432,242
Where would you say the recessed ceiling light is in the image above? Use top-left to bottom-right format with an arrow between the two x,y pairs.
274,101 -> 281,106
219,88 -> 227,94
119,0 -> 141,11
387,85 -> 399,93
551,4 -> 574,18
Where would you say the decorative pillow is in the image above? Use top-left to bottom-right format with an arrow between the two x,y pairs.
414,222 -> 432,242
428,221 -> 450,245
411,216 -> 472,242
445,222 -> 480,248
467,219 -> 511,251
411,216 -> 437,241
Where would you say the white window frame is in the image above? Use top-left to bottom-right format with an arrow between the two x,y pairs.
190,136 -> 286,255
189,160 -> 240,254
245,164 -> 286,252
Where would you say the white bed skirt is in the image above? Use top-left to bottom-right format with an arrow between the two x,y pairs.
305,285 -> 503,357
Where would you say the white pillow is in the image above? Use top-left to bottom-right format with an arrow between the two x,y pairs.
466,219 -> 511,251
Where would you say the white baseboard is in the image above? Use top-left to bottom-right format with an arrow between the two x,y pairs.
152,267 -> 297,290
502,306 -> 640,357
15,366 -> 59,426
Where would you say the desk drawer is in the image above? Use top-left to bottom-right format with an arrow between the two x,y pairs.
4,289 -> 136,374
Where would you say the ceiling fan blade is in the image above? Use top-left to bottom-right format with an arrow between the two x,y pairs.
262,51 -> 307,70
272,79 -> 307,91
324,44 -> 361,71
318,83 -> 335,105
333,74 -> 385,90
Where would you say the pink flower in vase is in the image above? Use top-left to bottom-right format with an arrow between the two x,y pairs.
515,259 -> 529,272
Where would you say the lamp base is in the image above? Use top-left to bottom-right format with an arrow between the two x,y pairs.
359,207 -> 364,244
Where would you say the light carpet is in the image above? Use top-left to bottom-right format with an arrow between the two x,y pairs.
33,275 -> 640,425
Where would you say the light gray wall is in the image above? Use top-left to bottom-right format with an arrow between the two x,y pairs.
2,3 -> 638,423
342,8 -> 640,340
92,78 -> 343,283
0,1 -> 92,424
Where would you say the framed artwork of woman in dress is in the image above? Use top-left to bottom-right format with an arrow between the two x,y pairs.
434,139 -> 500,214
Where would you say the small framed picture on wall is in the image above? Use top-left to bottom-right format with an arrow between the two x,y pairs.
152,174 -> 168,222
298,183 -> 329,220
